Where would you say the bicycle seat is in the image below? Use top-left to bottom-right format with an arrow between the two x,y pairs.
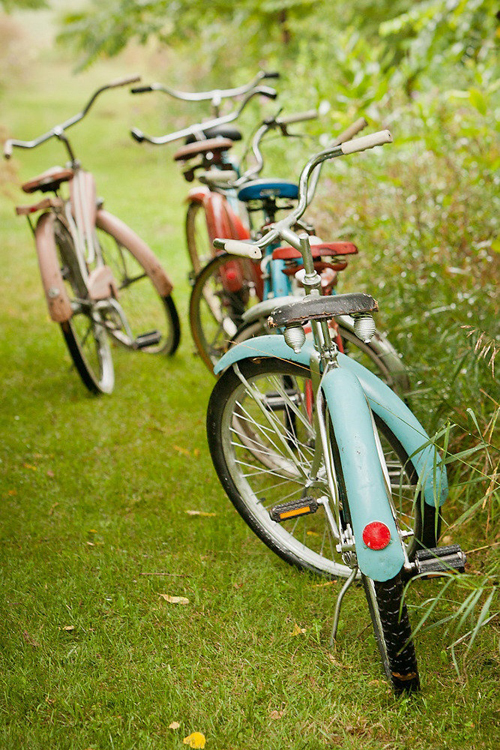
272,242 -> 358,260
185,125 -> 242,144
268,292 -> 378,328
173,138 -> 234,162
22,167 -> 74,194
237,179 -> 299,203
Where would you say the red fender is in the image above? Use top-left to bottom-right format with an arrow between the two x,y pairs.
186,187 -> 253,293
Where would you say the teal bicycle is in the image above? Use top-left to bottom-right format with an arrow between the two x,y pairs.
206,130 -> 465,693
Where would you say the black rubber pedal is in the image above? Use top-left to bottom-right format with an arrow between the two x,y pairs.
134,330 -> 162,349
413,544 -> 466,577
270,497 -> 318,523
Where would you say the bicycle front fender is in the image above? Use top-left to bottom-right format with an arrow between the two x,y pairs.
215,335 -> 447,509
321,367 -> 405,581
35,212 -> 73,322
96,210 -> 173,297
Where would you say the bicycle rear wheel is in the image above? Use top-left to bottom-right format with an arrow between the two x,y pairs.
96,227 -> 180,355
362,573 -> 420,693
54,219 -> 114,394
207,357 -> 439,577
189,252 -> 261,372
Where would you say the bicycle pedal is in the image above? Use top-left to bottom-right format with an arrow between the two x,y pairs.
270,497 -> 318,523
134,330 -> 162,349
411,544 -> 466,578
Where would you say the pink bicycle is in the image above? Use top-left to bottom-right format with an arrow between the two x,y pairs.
4,76 -> 181,394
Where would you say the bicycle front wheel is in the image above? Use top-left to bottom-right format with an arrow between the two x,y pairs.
207,357 -> 439,577
54,219 -> 114,394
362,573 -> 420,693
186,201 -> 213,277
96,227 -> 180,355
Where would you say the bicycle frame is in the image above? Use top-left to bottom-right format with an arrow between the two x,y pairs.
211,130 -> 449,582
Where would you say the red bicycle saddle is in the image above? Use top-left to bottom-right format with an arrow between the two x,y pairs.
272,242 -> 358,260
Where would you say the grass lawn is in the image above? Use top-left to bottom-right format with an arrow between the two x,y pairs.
0,8 -> 499,749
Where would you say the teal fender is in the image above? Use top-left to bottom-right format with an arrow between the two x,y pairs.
215,335 -> 447,509
321,366 -> 405,581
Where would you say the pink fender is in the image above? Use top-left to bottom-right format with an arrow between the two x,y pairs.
35,212 -> 73,322
186,186 -> 250,241
95,210 -> 174,297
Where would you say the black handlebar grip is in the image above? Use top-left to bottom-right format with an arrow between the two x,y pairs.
130,128 -> 145,143
263,71 -> 280,79
259,86 -> 278,100
130,86 -> 154,94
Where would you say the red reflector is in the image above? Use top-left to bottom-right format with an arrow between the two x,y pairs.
362,521 -> 391,550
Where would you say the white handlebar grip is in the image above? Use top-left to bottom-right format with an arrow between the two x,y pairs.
280,110 -> 318,125
4,140 -> 13,159
341,130 -> 393,155
213,239 -> 263,260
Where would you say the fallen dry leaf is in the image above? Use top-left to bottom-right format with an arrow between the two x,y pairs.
183,732 -> 206,748
23,463 -> 37,471
185,510 -> 217,517
62,625 -> 75,632
169,721 -> 181,730
7,489 -> 17,496
269,710 -> 284,720
173,445 -> 191,457
159,594 -> 189,605
312,580 -> 336,588
22,631 -> 40,647
306,530 -> 319,537
47,469 -> 55,478
290,623 -> 306,636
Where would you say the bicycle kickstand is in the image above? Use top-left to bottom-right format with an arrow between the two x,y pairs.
330,565 -> 358,646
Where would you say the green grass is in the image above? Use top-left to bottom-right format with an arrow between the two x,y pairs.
1,10 -> 499,750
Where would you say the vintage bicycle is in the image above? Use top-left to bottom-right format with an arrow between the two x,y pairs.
206,130 -> 466,693
188,111 -> 410,396
130,74 -> 279,276
4,76 -> 180,394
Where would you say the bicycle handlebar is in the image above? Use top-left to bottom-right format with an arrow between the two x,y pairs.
278,109 -> 318,126
214,130 -> 393,257
4,74 -> 142,159
130,70 -> 280,105
130,86 -> 277,146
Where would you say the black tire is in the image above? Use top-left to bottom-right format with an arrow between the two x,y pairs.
54,219 -> 114,394
185,201 -> 213,278
189,252 -> 261,372
96,227 -> 180,355
207,357 -> 439,578
362,573 -> 420,694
